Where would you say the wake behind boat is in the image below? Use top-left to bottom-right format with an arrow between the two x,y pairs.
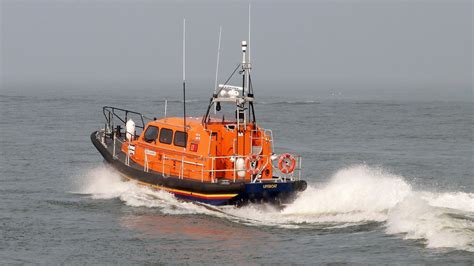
91,22 -> 307,206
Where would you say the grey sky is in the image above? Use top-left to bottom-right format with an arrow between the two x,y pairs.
1,0 -> 472,100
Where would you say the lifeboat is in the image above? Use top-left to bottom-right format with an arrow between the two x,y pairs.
91,40 -> 307,206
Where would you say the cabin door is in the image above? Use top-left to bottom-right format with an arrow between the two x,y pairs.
210,132 -> 223,178
211,132 -> 218,156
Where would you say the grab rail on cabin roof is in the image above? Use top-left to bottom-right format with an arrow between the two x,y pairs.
103,106 -> 147,133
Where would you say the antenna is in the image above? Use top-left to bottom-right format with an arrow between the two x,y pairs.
241,4 -> 251,98
214,26 -> 222,114
182,18 -> 186,132
248,3 -> 251,63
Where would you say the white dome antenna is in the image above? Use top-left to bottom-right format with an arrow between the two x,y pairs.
126,119 -> 135,141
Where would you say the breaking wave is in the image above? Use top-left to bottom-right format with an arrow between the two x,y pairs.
75,164 -> 474,252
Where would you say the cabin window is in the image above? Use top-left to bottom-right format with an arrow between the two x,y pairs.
159,128 -> 173,144
174,131 -> 188,148
143,126 -> 159,143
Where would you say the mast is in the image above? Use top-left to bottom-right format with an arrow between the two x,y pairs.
241,4 -> 252,124
202,5 -> 256,128
246,3 -> 251,98
241,40 -> 247,96
214,26 -> 223,114
241,41 -> 248,114
247,3 -> 254,126
182,18 -> 186,132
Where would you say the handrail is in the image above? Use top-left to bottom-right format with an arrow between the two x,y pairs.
142,147 -> 301,183
103,106 -> 147,130
106,129 -> 301,183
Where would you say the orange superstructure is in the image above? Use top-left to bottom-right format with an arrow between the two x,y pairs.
120,116 -> 274,183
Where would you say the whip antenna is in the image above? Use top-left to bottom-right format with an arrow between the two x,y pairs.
214,26 -> 222,114
182,18 -> 186,132
248,3 -> 251,63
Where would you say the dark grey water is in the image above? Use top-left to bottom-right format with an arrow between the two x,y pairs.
0,89 -> 473,264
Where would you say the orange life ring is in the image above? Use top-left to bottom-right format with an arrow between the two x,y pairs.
278,153 -> 296,174
245,154 -> 260,175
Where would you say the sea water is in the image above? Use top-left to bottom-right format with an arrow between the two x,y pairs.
0,89 -> 472,264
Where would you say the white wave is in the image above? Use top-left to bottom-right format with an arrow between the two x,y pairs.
280,165 -> 412,222
221,165 -> 411,227
422,191 -> 474,212
76,164 -> 474,252
74,165 -> 130,199
386,193 -> 474,252
74,165 -> 213,215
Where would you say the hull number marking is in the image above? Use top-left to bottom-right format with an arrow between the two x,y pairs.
263,184 -> 277,189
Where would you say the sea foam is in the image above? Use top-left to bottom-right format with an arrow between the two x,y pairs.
76,164 -> 474,252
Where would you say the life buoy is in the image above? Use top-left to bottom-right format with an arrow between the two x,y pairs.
245,154 -> 260,175
278,153 -> 296,174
